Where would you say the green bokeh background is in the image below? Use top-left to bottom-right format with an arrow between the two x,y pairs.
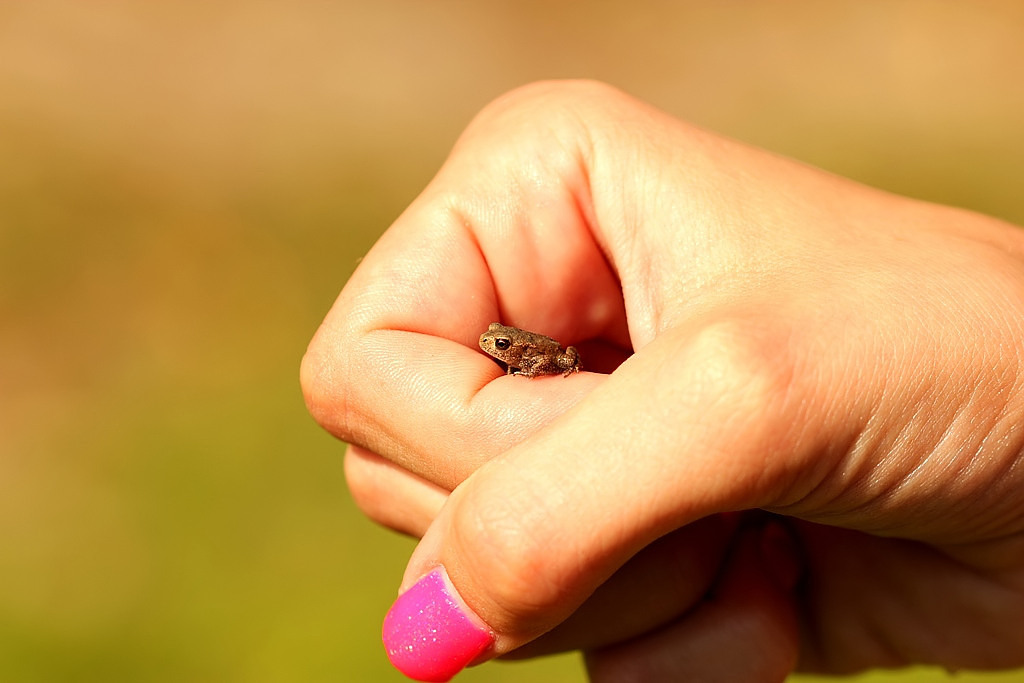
2,2 -> 1023,681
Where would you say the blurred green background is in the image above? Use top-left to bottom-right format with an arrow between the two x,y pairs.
1,2 -> 1023,681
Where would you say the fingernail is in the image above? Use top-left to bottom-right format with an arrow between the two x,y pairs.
382,567 -> 494,682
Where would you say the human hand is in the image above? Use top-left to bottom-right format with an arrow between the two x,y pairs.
301,81 -> 1024,681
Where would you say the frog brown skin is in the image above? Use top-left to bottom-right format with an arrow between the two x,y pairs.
478,322 -> 582,377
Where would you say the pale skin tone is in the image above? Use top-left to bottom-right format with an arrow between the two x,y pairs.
301,81 -> 1024,681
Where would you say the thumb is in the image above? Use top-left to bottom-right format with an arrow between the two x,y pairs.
382,324 -> 806,681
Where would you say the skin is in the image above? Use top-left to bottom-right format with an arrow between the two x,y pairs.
301,81 -> 1024,680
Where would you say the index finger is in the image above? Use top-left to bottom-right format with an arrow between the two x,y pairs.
301,84 -> 630,487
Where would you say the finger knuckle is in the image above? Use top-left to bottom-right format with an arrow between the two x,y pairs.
299,335 -> 347,434
684,319 -> 798,430
300,322 -> 367,444
476,79 -> 627,126
449,483 -> 571,634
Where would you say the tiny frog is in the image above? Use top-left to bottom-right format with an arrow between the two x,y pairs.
478,322 -> 582,377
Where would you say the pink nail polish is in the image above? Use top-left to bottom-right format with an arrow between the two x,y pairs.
382,567 -> 494,682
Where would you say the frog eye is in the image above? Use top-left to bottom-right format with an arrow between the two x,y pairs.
495,337 -> 511,350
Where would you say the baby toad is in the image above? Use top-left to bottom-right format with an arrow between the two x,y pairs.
478,322 -> 582,377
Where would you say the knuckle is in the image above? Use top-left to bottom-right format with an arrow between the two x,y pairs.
662,318 -> 806,499
684,318 -> 797,425
694,317 -> 810,497
299,339 -> 328,417
449,483 -> 570,634
300,321 -> 365,444
299,334 -> 345,432
476,79 -> 626,124
458,80 -> 631,168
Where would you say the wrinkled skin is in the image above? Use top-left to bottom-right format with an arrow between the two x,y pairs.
302,81 -> 1024,681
